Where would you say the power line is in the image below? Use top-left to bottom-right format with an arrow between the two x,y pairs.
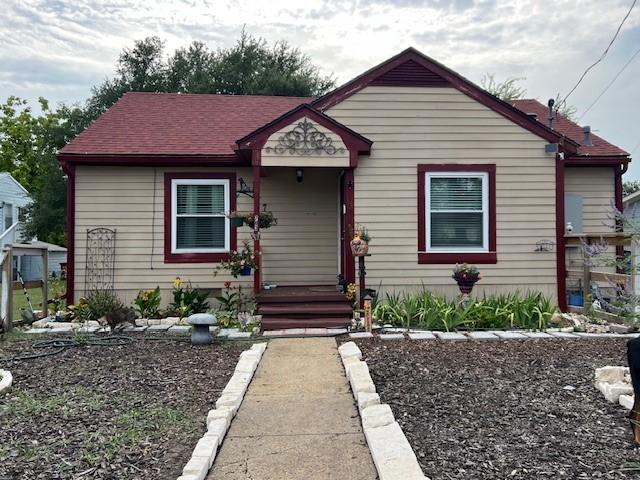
632,140 -> 640,154
578,45 -> 640,120
558,0 -> 637,110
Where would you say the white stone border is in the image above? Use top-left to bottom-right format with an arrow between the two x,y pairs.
0,369 -> 13,394
338,341 -> 429,480
177,342 -> 267,480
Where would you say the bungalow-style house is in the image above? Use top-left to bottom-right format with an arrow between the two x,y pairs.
58,48 -> 631,329
0,172 -> 31,249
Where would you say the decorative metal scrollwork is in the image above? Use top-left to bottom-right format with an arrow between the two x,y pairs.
265,118 -> 345,156
85,227 -> 116,292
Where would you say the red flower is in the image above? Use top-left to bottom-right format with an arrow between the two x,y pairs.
224,281 -> 231,289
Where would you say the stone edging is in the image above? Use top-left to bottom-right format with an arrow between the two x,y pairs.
0,369 -> 13,394
594,366 -> 634,410
338,341 -> 429,480
177,342 -> 267,480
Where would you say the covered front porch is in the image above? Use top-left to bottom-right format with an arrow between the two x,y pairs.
236,104 -> 372,297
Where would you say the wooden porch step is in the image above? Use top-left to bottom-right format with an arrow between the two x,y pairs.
256,292 -> 349,304
261,316 -> 351,330
258,302 -> 353,316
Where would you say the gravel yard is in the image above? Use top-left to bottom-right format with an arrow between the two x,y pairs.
0,334 -> 247,480
354,337 -> 640,479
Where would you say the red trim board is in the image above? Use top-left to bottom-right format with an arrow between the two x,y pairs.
62,162 -> 75,304
163,172 -> 237,264
555,158 -> 567,311
417,164 -> 497,265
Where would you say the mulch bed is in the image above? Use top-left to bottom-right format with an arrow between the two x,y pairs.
0,334 -> 247,480
354,337 -> 640,479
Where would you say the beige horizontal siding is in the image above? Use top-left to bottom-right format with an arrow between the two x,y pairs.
565,167 -> 616,233
74,166 -> 255,305
327,86 -> 559,300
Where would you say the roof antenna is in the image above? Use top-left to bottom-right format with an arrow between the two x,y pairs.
547,98 -> 555,129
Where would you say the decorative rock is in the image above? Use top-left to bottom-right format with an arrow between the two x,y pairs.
25,328 -> 51,334
379,333 -> 405,341
357,392 -> 381,413
192,433 -> 219,468
466,331 -> 499,341
407,332 -> 436,340
338,341 -> 362,360
598,382 -> 633,403
363,421 -> 426,480
207,417 -> 229,440
147,324 -> 171,332
0,369 -> 13,394
523,332 -> 553,339
362,403 -> 395,429
435,331 -> 467,342
221,379 -> 249,397
343,356 -> 361,372
215,393 -> 243,413
182,455 -> 209,480
234,357 -> 259,374
347,362 -> 376,400
548,331 -> 579,338
227,331 -> 252,339
620,394 -> 635,410
217,328 -> 240,337
595,366 -> 629,384
167,325 -> 191,334
207,407 -> 235,431
250,342 -> 267,355
609,324 -> 632,334
124,325 -> 148,332
350,332 -> 374,339
492,331 -> 527,340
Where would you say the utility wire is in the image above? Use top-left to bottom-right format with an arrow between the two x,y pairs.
558,0 -> 637,110
578,45 -> 640,121
632,140 -> 640,154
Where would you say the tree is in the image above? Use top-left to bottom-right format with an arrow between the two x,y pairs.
481,73 -> 527,101
0,96 -> 82,245
624,180 -> 640,196
83,32 -> 335,125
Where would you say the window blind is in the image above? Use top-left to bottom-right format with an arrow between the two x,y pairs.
429,176 -> 484,249
175,183 -> 227,250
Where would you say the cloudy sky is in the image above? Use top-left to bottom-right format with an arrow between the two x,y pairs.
2,0 -> 639,176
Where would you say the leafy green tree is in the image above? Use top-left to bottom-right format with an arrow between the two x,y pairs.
624,180 -> 640,196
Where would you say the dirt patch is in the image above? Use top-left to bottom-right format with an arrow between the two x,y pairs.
354,337 -> 640,479
0,334 -> 248,480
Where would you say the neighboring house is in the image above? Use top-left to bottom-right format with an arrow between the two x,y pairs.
58,47 -> 631,322
15,240 -> 67,281
623,190 -> 640,221
0,172 -> 31,248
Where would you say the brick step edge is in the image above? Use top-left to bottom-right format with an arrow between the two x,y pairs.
262,317 -> 352,330
177,342 -> 268,480
258,304 -> 354,315
338,342 -> 430,480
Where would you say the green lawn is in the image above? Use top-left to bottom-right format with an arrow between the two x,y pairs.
12,279 -> 65,321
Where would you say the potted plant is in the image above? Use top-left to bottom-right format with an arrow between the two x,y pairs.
452,263 -> 481,294
215,242 -> 258,278
226,211 -> 245,227
244,211 -> 277,229
350,225 -> 371,256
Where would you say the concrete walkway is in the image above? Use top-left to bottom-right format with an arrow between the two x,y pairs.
207,338 -> 377,480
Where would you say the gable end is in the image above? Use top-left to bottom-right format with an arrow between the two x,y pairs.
370,60 -> 449,87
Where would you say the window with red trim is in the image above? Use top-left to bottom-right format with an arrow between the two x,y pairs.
417,164 -> 496,264
164,172 -> 237,263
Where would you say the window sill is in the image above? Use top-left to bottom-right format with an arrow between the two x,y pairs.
164,252 -> 230,264
418,252 -> 497,264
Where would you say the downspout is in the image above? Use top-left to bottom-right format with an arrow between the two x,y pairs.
61,160 -> 75,304
615,162 -> 628,273
556,149 -> 567,311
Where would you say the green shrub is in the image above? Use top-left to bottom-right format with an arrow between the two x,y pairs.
168,278 -> 210,319
373,290 -> 557,331
86,289 -> 123,320
133,287 -> 162,318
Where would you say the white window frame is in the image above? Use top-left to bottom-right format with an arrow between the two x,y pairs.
171,178 -> 230,254
425,172 -> 489,253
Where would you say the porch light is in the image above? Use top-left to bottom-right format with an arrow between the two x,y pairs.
296,168 -> 304,183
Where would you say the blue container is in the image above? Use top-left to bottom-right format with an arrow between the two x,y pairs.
240,266 -> 252,276
568,291 -> 583,307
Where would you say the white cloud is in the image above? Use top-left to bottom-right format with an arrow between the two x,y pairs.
1,0 -> 639,175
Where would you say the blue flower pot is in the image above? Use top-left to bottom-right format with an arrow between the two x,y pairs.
240,266 -> 252,276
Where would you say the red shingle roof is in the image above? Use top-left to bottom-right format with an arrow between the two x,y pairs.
60,93 -> 309,156
511,99 -> 629,157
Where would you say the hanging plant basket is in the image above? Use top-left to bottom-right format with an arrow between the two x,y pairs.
239,266 -> 252,276
230,217 -> 244,227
